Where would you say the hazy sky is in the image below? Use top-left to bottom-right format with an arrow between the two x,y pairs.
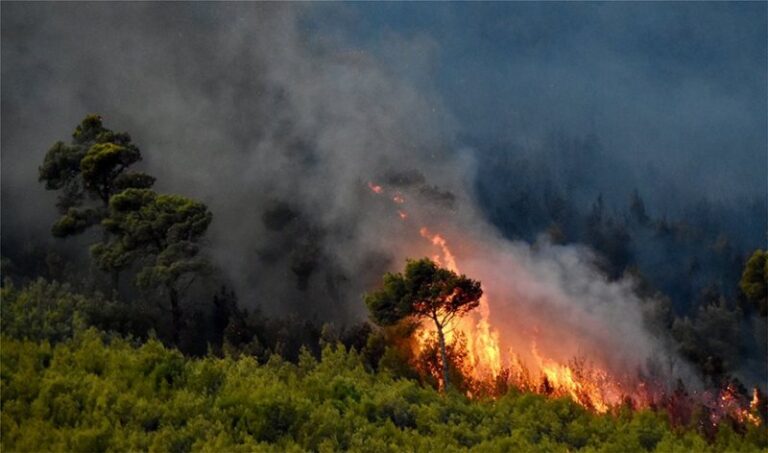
308,2 -> 767,202
4,2 -> 765,210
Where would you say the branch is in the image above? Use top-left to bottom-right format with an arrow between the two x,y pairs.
440,311 -> 457,327
430,311 -> 442,330
181,275 -> 197,294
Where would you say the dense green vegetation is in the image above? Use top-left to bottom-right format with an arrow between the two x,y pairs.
2,278 -> 767,452
3,328 -> 767,453
2,115 -> 766,451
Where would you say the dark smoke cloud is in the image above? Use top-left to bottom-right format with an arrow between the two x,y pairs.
1,3 -> 463,322
1,3 -> 764,387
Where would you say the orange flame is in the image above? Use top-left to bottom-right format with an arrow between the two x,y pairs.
746,387 -> 762,426
416,226 -> 643,412
367,181 -> 761,422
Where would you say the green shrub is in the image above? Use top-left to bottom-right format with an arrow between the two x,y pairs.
2,331 -> 766,452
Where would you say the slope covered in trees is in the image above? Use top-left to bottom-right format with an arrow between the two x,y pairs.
2,272 -> 767,452
2,115 -> 767,451
3,328 -> 766,452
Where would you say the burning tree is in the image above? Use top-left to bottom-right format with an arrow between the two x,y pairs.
365,258 -> 483,390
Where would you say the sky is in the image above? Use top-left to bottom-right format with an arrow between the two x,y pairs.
4,2 -> 766,209
307,2 -> 767,204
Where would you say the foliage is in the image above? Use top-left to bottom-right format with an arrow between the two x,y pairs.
366,258 -> 482,389
1,279 -> 89,343
366,258 -> 482,327
1,278 -> 153,344
93,188 -> 212,282
671,296 -> 744,384
2,332 -> 766,453
8,115 -> 764,452
740,249 -> 767,317
38,115 -> 155,238
92,188 -> 213,344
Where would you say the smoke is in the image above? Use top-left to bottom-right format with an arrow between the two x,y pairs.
376,179 -> 698,390
0,3 -> 759,386
471,237 -> 697,389
1,3 -> 463,322
324,2 -> 767,212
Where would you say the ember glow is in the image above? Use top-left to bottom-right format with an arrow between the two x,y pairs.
418,226 -> 502,383
366,181 -> 763,425
417,224 -> 641,412
369,180 -> 643,410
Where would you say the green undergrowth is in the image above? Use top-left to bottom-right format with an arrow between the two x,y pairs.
2,330 -> 766,452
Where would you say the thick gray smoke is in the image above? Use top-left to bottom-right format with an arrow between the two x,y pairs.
1,3 -> 463,322
394,186 -> 698,389
0,3 -> 752,387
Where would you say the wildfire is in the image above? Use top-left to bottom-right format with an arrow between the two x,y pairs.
366,181 -> 763,425
372,181 -> 636,410
418,225 -> 626,411
531,341 -> 625,412
746,388 -> 762,426
418,227 -> 502,382
708,383 -> 763,427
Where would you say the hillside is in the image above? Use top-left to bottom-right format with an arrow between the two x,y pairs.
3,328 -> 766,452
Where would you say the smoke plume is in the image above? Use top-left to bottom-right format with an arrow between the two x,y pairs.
1,3 -> 761,388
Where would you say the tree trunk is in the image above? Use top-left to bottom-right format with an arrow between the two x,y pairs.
168,284 -> 182,346
436,324 -> 450,391
111,270 -> 119,294
101,218 -> 120,295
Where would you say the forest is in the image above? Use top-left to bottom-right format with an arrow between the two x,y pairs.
1,115 -> 766,452
2,3 -> 767,452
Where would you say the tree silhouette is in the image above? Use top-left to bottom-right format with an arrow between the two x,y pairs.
365,258 -> 482,390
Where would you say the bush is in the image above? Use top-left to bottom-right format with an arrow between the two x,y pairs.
2,331 -> 766,452
1,278 -> 152,344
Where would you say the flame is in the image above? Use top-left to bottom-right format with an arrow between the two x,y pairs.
419,227 -> 458,271
367,181 -> 761,424
416,227 -> 500,384
417,226 -> 628,411
531,342 -> 627,412
710,384 -> 763,427
746,387 -> 762,426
